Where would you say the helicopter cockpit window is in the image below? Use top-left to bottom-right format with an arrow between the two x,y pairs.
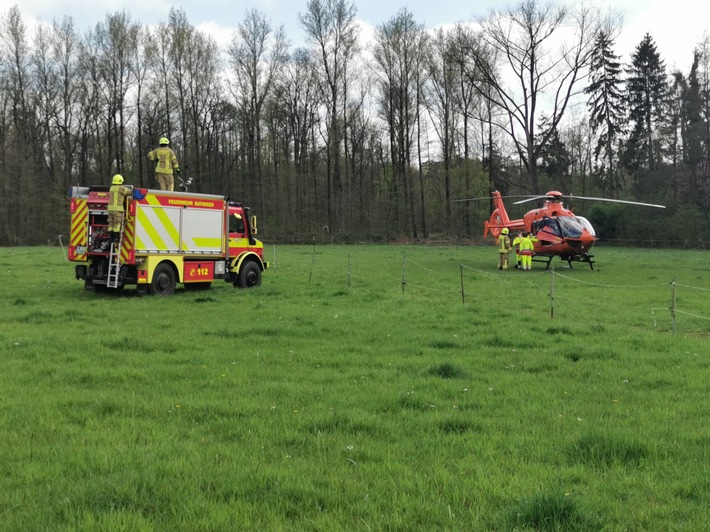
556,216 -> 584,238
229,213 -> 245,234
534,217 -> 562,237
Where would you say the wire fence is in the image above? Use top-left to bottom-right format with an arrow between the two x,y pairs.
270,245 -> 710,335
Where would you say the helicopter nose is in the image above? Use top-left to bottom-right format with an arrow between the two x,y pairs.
581,231 -> 596,249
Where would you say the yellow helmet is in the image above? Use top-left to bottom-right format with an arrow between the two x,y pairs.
112,174 -> 124,185
159,137 -> 169,145
501,228 -> 509,235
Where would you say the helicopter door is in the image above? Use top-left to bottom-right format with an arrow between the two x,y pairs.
535,217 -> 563,244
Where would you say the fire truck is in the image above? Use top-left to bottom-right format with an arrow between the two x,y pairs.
68,185 -> 268,295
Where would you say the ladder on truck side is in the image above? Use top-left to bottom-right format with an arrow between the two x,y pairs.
106,224 -> 124,289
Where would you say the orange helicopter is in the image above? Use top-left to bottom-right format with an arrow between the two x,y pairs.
479,190 -> 665,269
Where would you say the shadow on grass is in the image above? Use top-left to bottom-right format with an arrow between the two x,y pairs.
568,431 -> 650,468
563,346 -> 620,363
428,362 -> 467,379
508,491 -> 602,531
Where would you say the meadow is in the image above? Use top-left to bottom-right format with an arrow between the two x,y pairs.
1,244 -> 708,531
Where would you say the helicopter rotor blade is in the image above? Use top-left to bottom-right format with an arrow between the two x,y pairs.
451,195 -> 538,204
512,196 -> 551,205
563,195 -> 666,209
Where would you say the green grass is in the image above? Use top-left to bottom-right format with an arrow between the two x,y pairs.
0,244 -> 708,530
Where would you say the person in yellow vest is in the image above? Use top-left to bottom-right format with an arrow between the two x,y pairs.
512,230 -> 523,269
497,227 -> 512,270
108,174 -> 133,244
520,231 -> 535,271
148,137 -> 180,191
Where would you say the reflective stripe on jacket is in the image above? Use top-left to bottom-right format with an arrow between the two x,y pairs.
108,185 -> 132,212
498,234 -> 511,252
520,236 -> 535,253
148,146 -> 179,175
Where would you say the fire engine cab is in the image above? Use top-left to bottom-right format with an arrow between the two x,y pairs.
68,186 -> 267,295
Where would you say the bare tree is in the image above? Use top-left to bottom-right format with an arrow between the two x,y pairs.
91,12 -> 140,175
0,6 -> 35,243
299,0 -> 359,231
373,8 -> 428,238
275,48 -> 321,232
425,28 -> 459,228
461,0 -> 604,193
130,27 -> 152,187
49,17 -> 83,188
228,8 -> 287,214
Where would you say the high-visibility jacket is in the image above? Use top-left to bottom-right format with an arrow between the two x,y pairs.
108,185 -> 133,212
498,234 -> 511,252
520,235 -> 535,254
513,235 -> 523,252
148,146 -> 179,175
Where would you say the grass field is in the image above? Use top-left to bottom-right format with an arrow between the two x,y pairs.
1,244 -> 708,530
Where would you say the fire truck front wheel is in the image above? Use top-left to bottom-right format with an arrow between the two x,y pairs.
150,263 -> 177,296
235,261 -> 261,288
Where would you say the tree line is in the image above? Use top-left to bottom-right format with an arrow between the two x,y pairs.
1,0 -> 709,246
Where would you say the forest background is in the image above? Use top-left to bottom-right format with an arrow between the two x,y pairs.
1,0 -> 709,247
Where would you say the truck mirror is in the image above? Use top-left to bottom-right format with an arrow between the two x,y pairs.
250,215 -> 258,235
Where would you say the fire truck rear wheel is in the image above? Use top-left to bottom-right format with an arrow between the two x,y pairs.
150,263 -> 176,296
236,261 -> 261,288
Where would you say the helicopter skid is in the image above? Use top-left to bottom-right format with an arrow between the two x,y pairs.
533,253 -> 595,271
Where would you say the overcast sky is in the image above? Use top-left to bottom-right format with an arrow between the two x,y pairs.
1,0 -> 707,71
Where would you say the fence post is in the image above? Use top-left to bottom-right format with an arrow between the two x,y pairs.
401,254 -> 407,294
308,247 -> 316,282
671,277 -> 676,335
460,265 -> 465,304
549,267 -> 555,319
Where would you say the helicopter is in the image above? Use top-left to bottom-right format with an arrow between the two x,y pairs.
475,190 -> 665,270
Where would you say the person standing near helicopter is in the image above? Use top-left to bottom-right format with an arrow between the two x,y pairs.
497,228 -> 512,270
520,231 -> 535,271
512,230 -> 524,269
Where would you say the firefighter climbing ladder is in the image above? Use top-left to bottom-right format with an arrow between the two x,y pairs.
106,225 -> 124,289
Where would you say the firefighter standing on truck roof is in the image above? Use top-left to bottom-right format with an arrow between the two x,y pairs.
497,228 -> 512,270
108,174 -> 133,244
148,137 -> 180,191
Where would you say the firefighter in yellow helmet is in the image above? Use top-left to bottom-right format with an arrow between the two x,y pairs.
108,174 -> 133,244
148,137 -> 180,191
520,231 -> 535,271
497,227 -> 512,270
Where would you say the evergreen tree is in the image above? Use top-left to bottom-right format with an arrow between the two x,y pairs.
624,33 -> 668,174
585,30 -> 625,195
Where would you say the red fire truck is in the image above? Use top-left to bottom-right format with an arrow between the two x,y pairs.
68,186 -> 267,295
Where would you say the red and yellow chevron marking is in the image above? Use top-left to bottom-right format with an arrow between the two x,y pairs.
121,215 -> 135,264
69,198 -> 88,261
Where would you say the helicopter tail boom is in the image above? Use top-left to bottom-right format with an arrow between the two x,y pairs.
484,191 -> 525,238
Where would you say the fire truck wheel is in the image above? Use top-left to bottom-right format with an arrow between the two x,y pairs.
150,263 -> 176,296
237,261 -> 261,288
